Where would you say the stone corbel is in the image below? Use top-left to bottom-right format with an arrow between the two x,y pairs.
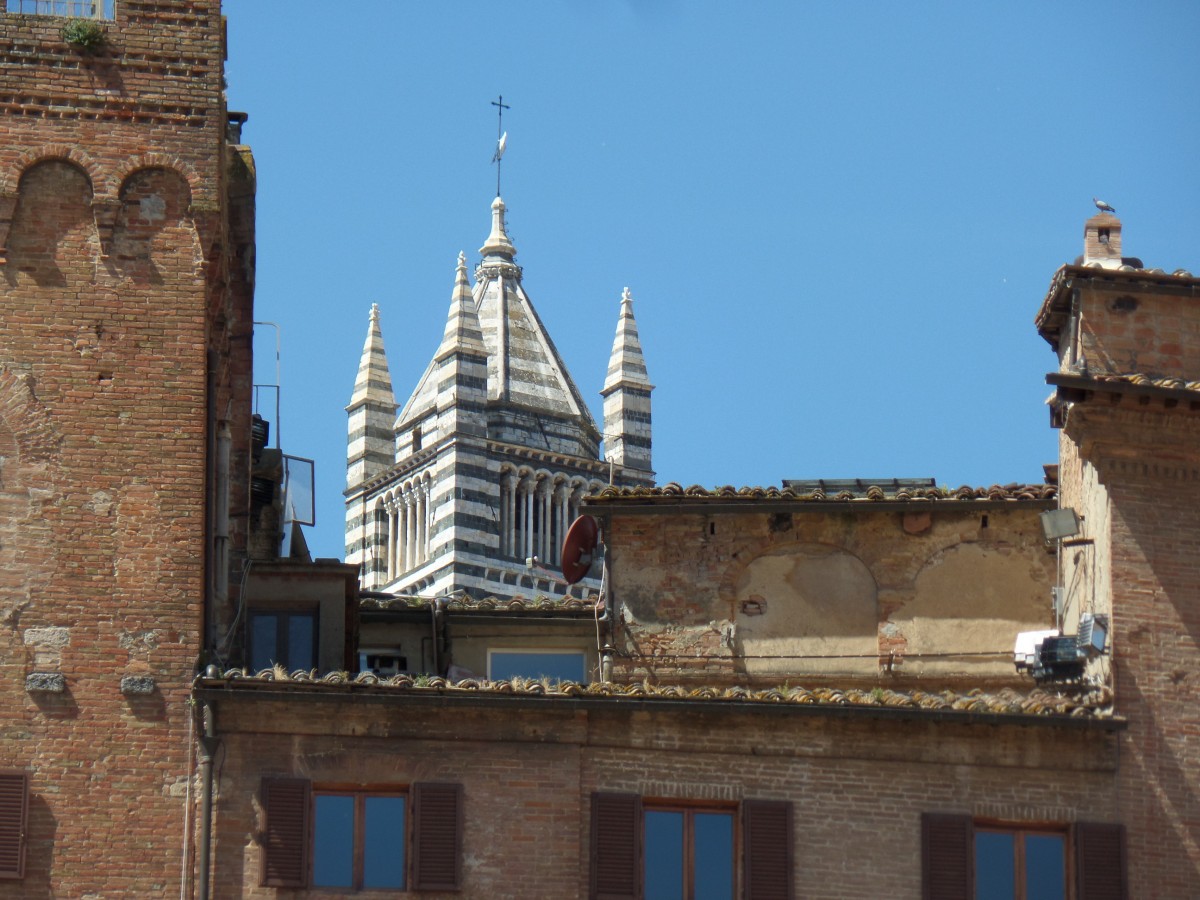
0,191 -> 18,266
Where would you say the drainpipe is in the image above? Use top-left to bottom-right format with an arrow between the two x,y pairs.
214,423 -> 231,651
197,697 -> 218,900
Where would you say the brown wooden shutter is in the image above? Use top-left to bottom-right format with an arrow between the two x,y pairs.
260,777 -> 310,888
921,812 -> 972,900
0,772 -> 29,880
590,792 -> 641,900
743,798 -> 794,900
1076,821 -> 1127,900
411,782 -> 463,891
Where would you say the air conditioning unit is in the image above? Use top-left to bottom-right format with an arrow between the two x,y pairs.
360,651 -> 407,677
1014,629 -> 1060,672
1078,613 -> 1109,656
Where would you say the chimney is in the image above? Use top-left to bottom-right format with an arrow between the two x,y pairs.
1083,212 -> 1122,268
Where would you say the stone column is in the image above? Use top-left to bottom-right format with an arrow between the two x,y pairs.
389,499 -> 401,580
524,477 -> 535,561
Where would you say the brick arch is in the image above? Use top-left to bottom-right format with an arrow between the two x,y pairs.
111,155 -> 200,205
725,539 -> 880,678
2,143 -> 107,197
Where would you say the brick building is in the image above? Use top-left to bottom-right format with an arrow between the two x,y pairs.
2,2 -> 1198,898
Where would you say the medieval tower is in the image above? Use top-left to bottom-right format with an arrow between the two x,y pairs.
0,0 -> 255,894
345,195 -> 654,600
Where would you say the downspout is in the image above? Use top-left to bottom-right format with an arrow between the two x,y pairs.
214,423 -> 231,656
197,697 -> 219,900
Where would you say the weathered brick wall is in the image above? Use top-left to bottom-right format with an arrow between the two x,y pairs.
0,1 -> 251,895
205,690 -> 1121,900
1077,281 -> 1200,380
1063,402 -> 1200,896
599,504 -> 1056,688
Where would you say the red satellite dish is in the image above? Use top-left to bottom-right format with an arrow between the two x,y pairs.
561,515 -> 599,585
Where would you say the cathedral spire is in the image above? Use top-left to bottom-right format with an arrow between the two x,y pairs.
436,251 -> 487,360
601,287 -> 654,478
346,303 -> 397,490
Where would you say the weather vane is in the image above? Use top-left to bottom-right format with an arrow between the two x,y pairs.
491,95 -> 509,197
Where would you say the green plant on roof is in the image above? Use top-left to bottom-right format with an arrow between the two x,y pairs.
61,18 -> 106,53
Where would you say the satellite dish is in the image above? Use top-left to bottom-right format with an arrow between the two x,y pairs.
561,515 -> 599,585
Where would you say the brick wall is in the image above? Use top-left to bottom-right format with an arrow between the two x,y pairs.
204,689 -> 1121,899
597,502 -> 1056,688
0,1 -> 252,894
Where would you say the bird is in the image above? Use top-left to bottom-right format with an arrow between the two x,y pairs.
492,131 -> 507,163
1093,197 -> 1116,214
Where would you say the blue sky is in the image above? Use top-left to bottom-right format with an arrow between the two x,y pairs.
224,1 -> 1200,561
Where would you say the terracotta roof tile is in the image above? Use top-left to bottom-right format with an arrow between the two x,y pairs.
204,669 -> 1112,721
588,482 -> 1056,503
360,594 -> 599,613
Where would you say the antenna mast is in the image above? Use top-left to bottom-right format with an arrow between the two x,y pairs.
491,94 -> 510,197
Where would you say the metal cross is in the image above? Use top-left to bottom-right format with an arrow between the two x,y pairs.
491,95 -> 510,197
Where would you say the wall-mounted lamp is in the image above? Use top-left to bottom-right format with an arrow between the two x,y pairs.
1040,508 -> 1081,541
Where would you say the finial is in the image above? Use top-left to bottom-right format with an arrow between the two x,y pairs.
480,195 -> 516,259
369,302 -> 380,323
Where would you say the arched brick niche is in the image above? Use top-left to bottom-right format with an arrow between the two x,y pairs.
733,542 -> 879,677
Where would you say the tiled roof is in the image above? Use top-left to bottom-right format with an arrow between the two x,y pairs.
202,668 -> 1112,722
587,482 -> 1056,503
1090,373 -> 1200,394
361,594 -> 599,613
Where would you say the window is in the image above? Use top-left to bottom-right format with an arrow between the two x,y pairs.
247,608 -> 316,672
922,814 -> 1127,900
0,771 -> 29,880
645,806 -> 734,900
488,648 -> 586,683
590,793 -> 793,900
261,779 -> 462,891
313,791 -> 406,890
975,827 -> 1065,900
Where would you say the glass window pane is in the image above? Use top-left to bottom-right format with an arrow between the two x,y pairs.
693,812 -> 734,900
287,612 -> 316,671
249,613 -> 277,671
489,651 -> 585,683
975,831 -> 1015,900
313,794 -> 355,888
363,796 -> 406,888
1025,834 -> 1066,900
645,810 -> 684,900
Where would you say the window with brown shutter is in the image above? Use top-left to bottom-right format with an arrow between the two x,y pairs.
411,781 -> 463,891
260,777 -> 310,888
1076,821 -> 1127,900
590,792 -> 641,900
744,798 -> 794,900
0,771 -> 29,880
922,812 -> 973,900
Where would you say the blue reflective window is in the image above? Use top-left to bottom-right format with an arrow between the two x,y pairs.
363,796 -> 405,888
975,828 -> 1065,900
313,791 -> 406,891
645,811 -> 684,900
644,808 -> 733,900
248,609 -> 317,672
1025,834 -> 1066,900
694,813 -> 734,900
489,650 -> 586,683
313,794 -> 354,888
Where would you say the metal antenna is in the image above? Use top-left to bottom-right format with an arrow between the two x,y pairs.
491,95 -> 510,197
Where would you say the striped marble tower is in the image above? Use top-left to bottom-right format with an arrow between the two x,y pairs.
346,195 -> 648,600
601,287 -> 654,480
345,303 -> 397,581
